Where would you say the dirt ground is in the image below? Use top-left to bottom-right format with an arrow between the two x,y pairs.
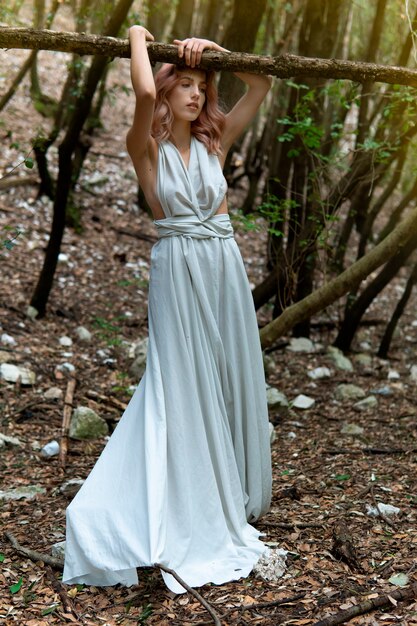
1,5 -> 417,625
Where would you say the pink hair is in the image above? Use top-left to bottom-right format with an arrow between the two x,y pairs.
151,63 -> 225,154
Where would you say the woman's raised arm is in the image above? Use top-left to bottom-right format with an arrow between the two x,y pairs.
126,26 -> 156,160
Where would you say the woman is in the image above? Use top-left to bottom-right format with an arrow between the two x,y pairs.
63,27 -> 273,594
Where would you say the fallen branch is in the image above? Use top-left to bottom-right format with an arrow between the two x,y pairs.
259,521 -> 324,529
313,583 -> 417,626
0,174 -> 39,190
325,447 -> 413,455
5,531 -> 64,569
59,376 -> 77,468
156,562 -> 221,626
86,389 -> 127,411
3,28 -> 417,86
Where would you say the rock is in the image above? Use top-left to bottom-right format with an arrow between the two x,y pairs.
0,350 -> 10,363
1,333 -> 17,346
253,547 -> 288,582
307,366 -> 331,380
0,485 -> 46,501
59,478 -> 85,497
353,395 -> 378,411
359,341 -> 372,351
341,423 -> 364,435
44,386 -> 63,400
59,336 -> 73,347
56,362 -> 76,374
69,406 -> 108,439
0,363 -> 36,385
58,253 -> 69,263
371,385 -> 393,396
335,384 -> 366,401
75,326 -> 92,342
287,337 -> 315,353
410,365 -> 417,381
266,386 -> 289,410
51,541 -> 66,561
0,433 -> 22,448
129,337 -> 149,379
41,440 -> 60,457
269,422 -> 276,444
366,502 -> 401,517
26,305 -> 39,319
388,369 -> 400,380
327,347 -> 353,372
353,353 -> 373,368
292,394 -> 315,409
263,352 -> 275,376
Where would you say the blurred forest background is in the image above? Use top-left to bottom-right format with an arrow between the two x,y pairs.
2,2 -> 417,625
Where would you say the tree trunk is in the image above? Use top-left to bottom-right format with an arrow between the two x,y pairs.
334,232 -> 417,351
378,262 -> 417,358
30,0 -> 134,317
259,202 -> 417,348
169,0 -> 195,41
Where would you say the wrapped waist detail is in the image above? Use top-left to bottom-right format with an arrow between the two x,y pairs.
154,214 -> 234,240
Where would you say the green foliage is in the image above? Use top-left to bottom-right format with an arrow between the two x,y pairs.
92,314 -> 125,347
9,577 -> 23,594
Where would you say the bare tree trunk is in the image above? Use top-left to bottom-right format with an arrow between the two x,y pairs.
169,0 -> 195,41
30,0 -> 134,317
378,262 -> 417,358
259,202 -> 417,348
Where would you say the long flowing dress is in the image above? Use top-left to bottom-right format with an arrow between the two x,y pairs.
62,136 -> 272,594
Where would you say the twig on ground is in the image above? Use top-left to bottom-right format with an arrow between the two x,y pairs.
59,376 -> 76,468
325,447 -> 413,455
156,563 -> 221,626
259,521 -> 324,529
312,583 -> 417,625
5,531 -> 64,569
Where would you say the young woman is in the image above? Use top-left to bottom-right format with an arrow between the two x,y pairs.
63,27 -> 273,594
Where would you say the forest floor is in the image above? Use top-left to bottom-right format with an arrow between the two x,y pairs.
1,5 -> 417,626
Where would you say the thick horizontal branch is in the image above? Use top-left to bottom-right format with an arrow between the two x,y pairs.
2,27 -> 417,86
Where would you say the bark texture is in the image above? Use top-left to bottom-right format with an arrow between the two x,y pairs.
3,28 -> 417,85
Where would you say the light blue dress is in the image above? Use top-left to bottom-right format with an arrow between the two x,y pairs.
62,136 -> 272,594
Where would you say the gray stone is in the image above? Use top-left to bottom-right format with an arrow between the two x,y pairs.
1,333 -> 16,346
353,395 -> 378,412
0,433 -> 22,448
354,353 -> 373,368
51,541 -> 66,561
129,337 -> 149,380
253,547 -> 287,582
287,337 -> 315,353
59,478 -> 85,497
56,362 -> 75,373
41,440 -> 60,457
44,386 -> 63,400
266,386 -> 289,410
307,366 -> 331,380
0,351 -> 9,364
388,369 -> 400,380
25,305 -> 39,319
328,347 -> 353,372
269,422 -> 276,444
0,485 -> 46,501
341,423 -> 365,435
0,363 -> 36,385
69,406 -> 108,440
335,384 -> 366,401
59,335 -> 73,347
410,365 -> 417,381
75,326 -> 92,342
292,394 -> 315,409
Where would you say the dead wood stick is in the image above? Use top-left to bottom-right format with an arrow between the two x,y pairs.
111,225 -> 158,244
313,583 -> 417,626
156,563 -> 221,626
325,447 -> 412,455
86,389 -> 127,411
44,564 -> 84,622
5,531 -> 64,569
59,376 -> 77,468
4,28 -> 417,87
224,592 -> 306,616
259,521 -> 324,529
0,174 -> 39,190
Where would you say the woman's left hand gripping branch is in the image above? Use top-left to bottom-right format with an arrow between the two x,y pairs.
173,37 -> 229,68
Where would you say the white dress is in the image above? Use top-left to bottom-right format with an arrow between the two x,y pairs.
62,136 -> 272,594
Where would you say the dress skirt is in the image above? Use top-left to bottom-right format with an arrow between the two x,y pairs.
62,215 -> 272,594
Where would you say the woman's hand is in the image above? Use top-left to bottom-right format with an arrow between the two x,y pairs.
129,25 -> 154,41
173,37 -> 229,68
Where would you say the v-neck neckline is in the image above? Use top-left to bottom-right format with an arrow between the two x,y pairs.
169,136 -> 194,173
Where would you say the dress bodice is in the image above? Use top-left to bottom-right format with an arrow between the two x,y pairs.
156,136 -> 228,221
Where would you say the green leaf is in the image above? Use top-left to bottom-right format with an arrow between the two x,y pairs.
0,553 -> 5,562
335,473 -> 350,481
24,157 -> 34,169
10,577 -> 23,594
41,604 -> 59,616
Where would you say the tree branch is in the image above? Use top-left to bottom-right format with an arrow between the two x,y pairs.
2,27 -> 417,85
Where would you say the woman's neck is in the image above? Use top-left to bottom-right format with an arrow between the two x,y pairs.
170,122 -> 192,151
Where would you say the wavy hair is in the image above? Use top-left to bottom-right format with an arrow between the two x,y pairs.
151,63 -> 225,154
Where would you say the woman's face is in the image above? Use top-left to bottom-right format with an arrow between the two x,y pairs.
167,69 -> 207,122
